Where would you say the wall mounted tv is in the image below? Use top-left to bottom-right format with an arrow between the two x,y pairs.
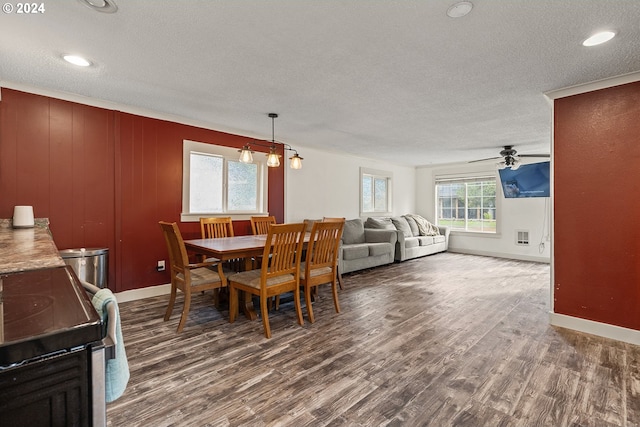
498,161 -> 550,198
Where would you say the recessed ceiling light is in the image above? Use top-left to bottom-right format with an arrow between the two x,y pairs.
63,55 -> 92,67
447,1 -> 473,18
78,0 -> 118,13
582,31 -> 616,47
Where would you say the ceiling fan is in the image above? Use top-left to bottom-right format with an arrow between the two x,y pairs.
469,145 -> 550,169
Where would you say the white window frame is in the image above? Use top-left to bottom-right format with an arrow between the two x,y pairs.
181,140 -> 268,222
360,167 -> 393,217
434,174 -> 499,234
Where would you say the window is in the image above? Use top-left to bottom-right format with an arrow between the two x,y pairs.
182,140 -> 267,221
360,168 -> 392,216
435,176 -> 496,233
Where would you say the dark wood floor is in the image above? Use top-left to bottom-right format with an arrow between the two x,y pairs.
106,253 -> 640,427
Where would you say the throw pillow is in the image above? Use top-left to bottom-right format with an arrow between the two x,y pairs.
403,215 -> 420,236
365,217 -> 395,230
342,218 -> 366,244
391,216 -> 413,238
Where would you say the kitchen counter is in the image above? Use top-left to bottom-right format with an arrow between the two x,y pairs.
0,218 -> 65,274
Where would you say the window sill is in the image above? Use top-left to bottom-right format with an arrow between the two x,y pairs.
180,213 -> 268,222
449,230 -> 501,238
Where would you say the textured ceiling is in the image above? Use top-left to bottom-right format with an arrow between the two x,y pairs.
1,0 -> 640,166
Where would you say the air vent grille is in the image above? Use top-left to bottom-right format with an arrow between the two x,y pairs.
516,230 -> 529,245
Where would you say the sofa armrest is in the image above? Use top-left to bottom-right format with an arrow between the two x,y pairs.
364,228 -> 398,245
438,225 -> 450,249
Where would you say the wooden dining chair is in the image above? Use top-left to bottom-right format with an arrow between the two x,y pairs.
250,215 -> 276,235
200,216 -> 234,239
301,220 -> 345,323
323,217 -> 346,289
228,222 -> 306,338
199,216 -> 235,264
159,221 -> 227,332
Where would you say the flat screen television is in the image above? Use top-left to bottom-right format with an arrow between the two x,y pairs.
498,161 -> 550,198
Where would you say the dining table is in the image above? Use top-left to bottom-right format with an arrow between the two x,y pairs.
183,233 -> 343,320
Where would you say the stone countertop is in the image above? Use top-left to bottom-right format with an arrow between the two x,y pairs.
0,218 -> 65,274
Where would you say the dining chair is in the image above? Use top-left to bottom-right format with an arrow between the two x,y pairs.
323,217 -> 346,289
250,215 -> 276,235
159,221 -> 227,332
228,222 -> 306,338
301,220 -> 345,323
200,216 -> 234,239
199,216 -> 235,264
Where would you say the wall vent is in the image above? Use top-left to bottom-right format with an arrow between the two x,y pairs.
516,230 -> 529,245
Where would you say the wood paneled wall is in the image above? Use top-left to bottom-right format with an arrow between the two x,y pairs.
0,88 -> 285,292
554,81 -> 640,330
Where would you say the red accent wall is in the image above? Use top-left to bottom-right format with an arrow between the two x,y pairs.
554,81 -> 640,330
0,89 -> 285,292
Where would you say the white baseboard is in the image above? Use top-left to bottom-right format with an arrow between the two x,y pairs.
448,248 -> 550,264
115,283 -> 171,303
549,312 -> 640,346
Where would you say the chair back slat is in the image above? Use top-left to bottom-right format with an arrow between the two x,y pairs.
251,216 -> 276,235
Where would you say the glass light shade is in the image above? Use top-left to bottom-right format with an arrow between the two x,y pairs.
289,154 -> 303,169
266,149 -> 281,167
239,146 -> 254,163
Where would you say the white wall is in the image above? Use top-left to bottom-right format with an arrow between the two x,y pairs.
416,162 -> 551,263
285,146 -> 415,222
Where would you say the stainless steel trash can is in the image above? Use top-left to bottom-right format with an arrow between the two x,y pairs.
60,248 -> 109,288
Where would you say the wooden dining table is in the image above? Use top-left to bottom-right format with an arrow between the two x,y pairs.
183,233 -> 343,320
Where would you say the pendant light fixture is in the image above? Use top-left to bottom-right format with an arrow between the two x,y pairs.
238,113 -> 303,169
266,113 -> 281,167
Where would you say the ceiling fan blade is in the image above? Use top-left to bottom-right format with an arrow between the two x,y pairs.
468,156 -> 501,163
518,154 -> 550,158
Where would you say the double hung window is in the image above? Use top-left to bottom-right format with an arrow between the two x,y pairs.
181,140 -> 267,221
360,168 -> 392,216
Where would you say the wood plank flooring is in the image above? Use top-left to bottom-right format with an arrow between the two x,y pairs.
106,253 -> 640,426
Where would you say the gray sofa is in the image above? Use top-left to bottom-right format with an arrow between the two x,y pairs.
365,215 -> 449,262
339,218 -> 397,274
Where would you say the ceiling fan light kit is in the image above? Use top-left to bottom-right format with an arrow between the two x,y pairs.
470,145 -> 549,169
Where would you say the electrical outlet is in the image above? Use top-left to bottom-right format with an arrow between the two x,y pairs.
157,260 -> 166,272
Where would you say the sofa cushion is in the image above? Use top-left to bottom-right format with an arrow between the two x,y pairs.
342,218 -> 366,244
403,215 -> 420,236
391,216 -> 413,238
365,217 -> 395,230
418,236 -> 434,246
405,238 -> 420,249
433,235 -> 446,244
342,244 -> 370,260
369,243 -> 392,257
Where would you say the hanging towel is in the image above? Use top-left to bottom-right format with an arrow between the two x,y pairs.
92,288 -> 130,403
